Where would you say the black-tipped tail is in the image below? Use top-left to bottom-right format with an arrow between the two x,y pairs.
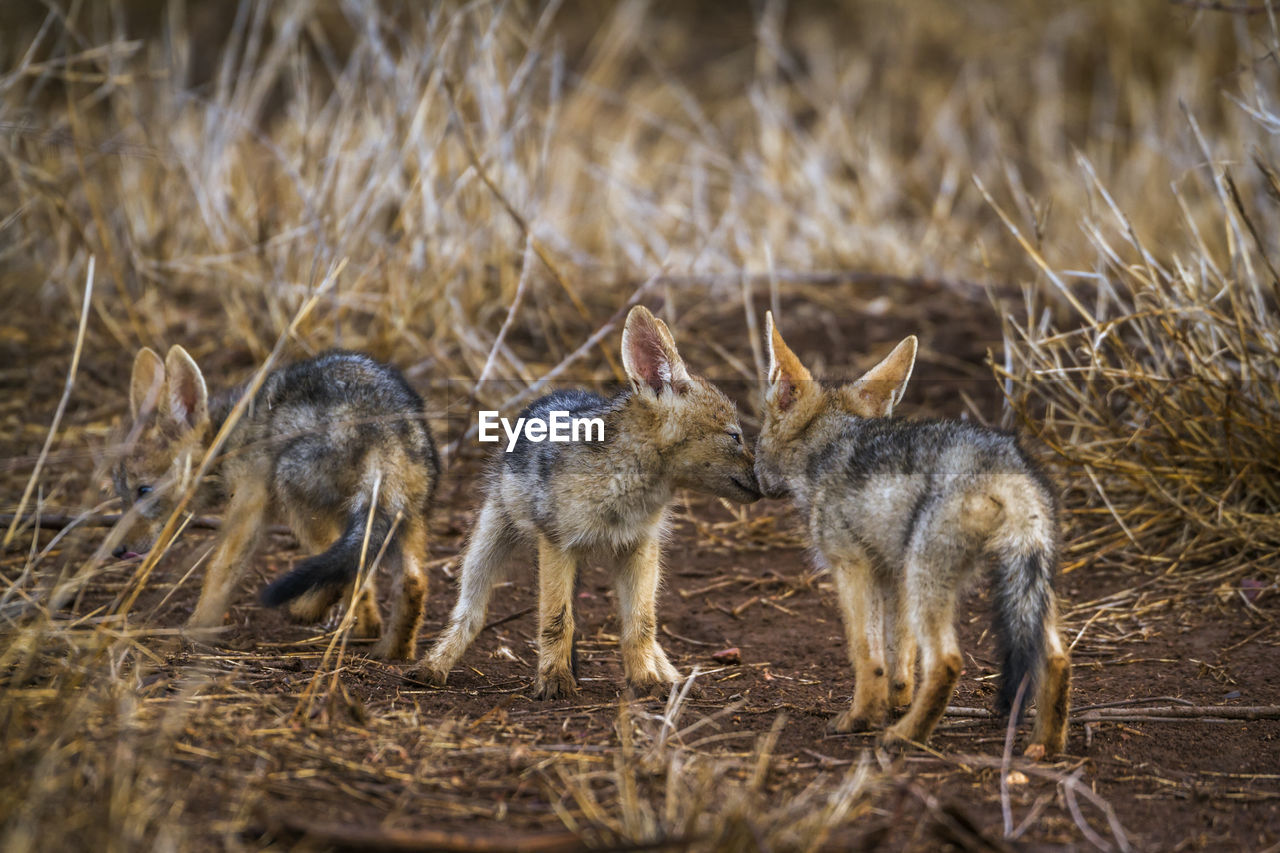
261,508 -> 395,607
993,546 -> 1053,722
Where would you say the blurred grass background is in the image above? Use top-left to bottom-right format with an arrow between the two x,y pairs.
0,0 -> 1261,364
5,0 -> 1278,571
3,1 -> 1280,849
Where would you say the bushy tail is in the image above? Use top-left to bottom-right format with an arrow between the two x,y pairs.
992,536 -> 1056,722
261,503 -> 396,608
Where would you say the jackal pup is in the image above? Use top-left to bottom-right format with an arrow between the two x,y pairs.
416,305 -> 760,698
113,347 -> 439,659
755,313 -> 1070,757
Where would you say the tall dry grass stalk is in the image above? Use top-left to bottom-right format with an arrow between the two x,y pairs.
995,20 -> 1280,582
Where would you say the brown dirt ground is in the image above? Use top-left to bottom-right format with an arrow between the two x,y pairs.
5,284 -> 1280,851
21,483 -> 1278,851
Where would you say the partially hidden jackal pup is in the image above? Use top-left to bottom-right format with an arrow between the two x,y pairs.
415,306 -> 761,698
113,347 -> 439,660
755,313 -> 1070,758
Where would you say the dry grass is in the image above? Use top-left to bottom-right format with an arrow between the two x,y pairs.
995,13 -> 1280,598
3,0 -> 1279,849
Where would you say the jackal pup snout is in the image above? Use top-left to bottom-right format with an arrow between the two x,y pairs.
620,314 -> 761,504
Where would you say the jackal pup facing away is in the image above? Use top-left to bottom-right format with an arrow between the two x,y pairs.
113,347 -> 439,660
755,313 -> 1070,758
416,306 -> 760,698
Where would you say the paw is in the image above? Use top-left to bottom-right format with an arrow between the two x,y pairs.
889,680 -> 914,708
533,669 -> 579,701
625,673 -> 678,700
185,609 -> 226,631
405,661 -> 450,687
879,720 -> 924,751
623,683 -> 669,701
828,705 -> 884,734
625,657 -> 683,696
1024,735 -> 1065,761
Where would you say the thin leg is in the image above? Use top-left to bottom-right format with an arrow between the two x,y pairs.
532,535 -> 578,700
886,579 -> 917,708
1026,594 -> 1071,759
349,583 -> 384,640
280,516 -> 345,624
416,500 -> 516,684
371,517 -> 428,661
830,556 -> 890,733
279,517 -> 383,635
188,480 -> 270,629
615,537 -> 680,693
882,568 -> 961,748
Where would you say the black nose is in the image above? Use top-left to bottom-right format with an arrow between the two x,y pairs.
112,545 -> 128,559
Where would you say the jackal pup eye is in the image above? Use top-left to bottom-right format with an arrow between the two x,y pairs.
136,485 -> 154,500
726,429 -> 742,446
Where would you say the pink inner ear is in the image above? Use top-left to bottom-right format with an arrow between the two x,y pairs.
169,371 -> 201,426
776,376 -> 795,411
630,332 -> 669,394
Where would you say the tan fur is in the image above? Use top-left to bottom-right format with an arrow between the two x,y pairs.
111,348 -> 438,660
188,472 -> 269,628
757,312 -> 1071,758
417,306 -> 758,697
371,516 -> 428,660
533,535 -> 581,699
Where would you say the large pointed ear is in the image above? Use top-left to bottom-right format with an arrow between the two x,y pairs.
129,347 -> 165,420
163,345 -> 209,429
621,306 -> 690,395
765,311 -> 813,412
846,336 -> 917,417
648,313 -> 693,384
